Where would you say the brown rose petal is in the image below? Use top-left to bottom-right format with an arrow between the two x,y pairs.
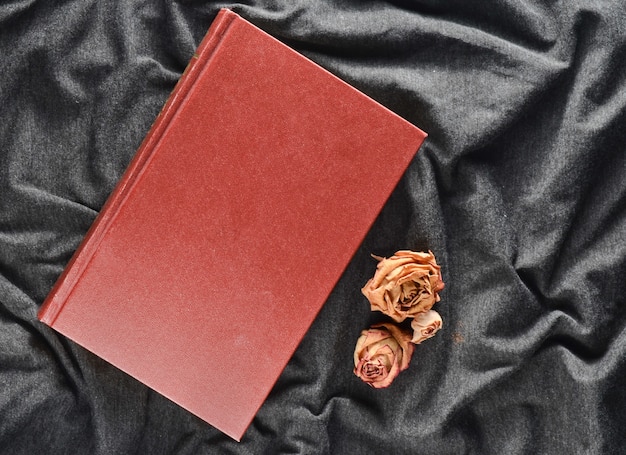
410,310 -> 443,344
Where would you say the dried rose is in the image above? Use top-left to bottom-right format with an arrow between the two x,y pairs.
353,323 -> 414,388
361,250 -> 444,322
410,310 -> 442,344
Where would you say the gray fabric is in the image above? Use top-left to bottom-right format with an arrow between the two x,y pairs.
1,1 -> 625,453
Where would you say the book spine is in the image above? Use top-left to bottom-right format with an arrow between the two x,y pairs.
38,9 -> 238,325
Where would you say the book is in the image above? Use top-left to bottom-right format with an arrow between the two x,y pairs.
38,8 -> 427,441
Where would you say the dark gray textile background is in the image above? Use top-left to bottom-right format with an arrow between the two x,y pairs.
1,1 -> 625,454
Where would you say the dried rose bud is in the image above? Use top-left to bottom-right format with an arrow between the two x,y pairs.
410,310 -> 442,344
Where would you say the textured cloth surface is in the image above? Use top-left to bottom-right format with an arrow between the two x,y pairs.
1,1 -> 625,454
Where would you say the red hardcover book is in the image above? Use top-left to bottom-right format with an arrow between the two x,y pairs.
38,8 -> 427,441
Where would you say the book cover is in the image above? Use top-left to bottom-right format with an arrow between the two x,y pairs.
38,8 -> 427,441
